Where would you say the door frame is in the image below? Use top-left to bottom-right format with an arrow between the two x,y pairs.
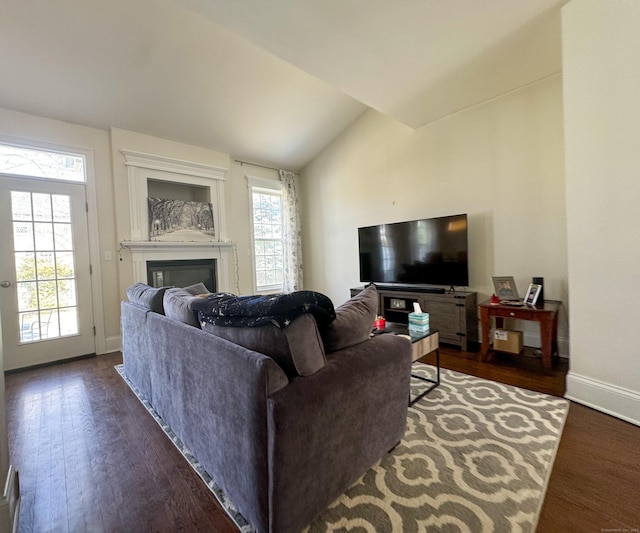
0,134 -> 107,356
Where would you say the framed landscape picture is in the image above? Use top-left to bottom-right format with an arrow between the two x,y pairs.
148,197 -> 216,241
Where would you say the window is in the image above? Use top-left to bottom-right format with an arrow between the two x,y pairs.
249,177 -> 284,292
0,143 -> 86,182
12,191 -> 80,342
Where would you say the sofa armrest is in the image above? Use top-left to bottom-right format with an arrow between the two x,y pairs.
266,333 -> 412,533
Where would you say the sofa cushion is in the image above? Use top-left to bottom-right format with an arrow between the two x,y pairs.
202,313 -> 326,378
126,283 -> 168,314
322,284 -> 378,353
164,283 -> 211,327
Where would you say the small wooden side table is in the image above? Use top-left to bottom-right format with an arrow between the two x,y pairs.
478,300 -> 560,374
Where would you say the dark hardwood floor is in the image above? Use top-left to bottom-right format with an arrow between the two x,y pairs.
5,348 -> 640,532
6,353 -> 237,533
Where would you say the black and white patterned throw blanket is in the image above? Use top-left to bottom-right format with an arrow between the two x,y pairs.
192,291 -> 336,329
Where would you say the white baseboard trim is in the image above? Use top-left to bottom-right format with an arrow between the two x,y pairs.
0,465 -> 20,533
565,371 -> 640,427
102,335 -> 122,354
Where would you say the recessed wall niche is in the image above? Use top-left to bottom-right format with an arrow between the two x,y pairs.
147,179 -> 209,203
122,150 -> 228,242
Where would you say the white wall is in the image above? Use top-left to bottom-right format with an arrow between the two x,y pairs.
301,76 -> 569,353
562,0 -> 640,425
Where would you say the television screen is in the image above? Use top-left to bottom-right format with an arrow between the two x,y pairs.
358,214 -> 469,287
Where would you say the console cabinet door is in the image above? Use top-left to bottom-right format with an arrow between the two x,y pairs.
419,297 -> 458,341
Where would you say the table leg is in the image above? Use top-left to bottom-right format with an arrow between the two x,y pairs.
540,315 -> 553,375
410,348 -> 440,406
480,307 -> 491,362
552,311 -> 559,359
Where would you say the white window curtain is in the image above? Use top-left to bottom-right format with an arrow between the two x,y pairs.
279,170 -> 303,292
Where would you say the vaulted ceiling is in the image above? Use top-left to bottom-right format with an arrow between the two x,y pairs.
0,0 -> 567,170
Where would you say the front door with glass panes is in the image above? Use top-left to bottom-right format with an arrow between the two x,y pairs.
0,148 -> 95,370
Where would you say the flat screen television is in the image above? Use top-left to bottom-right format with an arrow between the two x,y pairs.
358,214 -> 469,287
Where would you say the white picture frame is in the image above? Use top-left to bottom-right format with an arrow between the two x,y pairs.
524,283 -> 542,306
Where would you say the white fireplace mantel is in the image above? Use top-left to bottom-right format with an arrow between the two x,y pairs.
121,241 -> 236,293
121,241 -> 235,252
120,150 -> 234,293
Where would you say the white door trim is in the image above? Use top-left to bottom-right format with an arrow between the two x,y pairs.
0,134 -> 106,356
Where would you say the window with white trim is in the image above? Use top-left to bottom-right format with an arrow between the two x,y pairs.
248,177 -> 284,293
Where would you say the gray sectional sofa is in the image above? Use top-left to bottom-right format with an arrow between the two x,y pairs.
121,283 -> 412,533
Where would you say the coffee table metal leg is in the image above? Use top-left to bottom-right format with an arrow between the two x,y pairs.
409,348 -> 440,406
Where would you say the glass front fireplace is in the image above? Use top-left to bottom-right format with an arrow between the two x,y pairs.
147,259 -> 216,292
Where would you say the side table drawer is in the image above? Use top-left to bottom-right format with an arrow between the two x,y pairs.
489,307 -> 537,320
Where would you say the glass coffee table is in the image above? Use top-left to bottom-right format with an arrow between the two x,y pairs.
377,323 -> 440,405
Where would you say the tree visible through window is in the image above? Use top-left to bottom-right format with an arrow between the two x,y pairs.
251,188 -> 284,291
11,191 -> 80,342
0,144 -> 85,182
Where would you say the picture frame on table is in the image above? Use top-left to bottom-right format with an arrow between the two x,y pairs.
491,276 -> 519,300
524,283 -> 542,306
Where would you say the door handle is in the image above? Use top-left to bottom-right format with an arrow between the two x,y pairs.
0,281 -> 11,288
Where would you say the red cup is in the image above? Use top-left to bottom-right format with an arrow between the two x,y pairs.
374,317 -> 386,330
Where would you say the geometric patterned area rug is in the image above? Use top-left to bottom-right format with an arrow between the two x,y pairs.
305,365 -> 569,533
116,363 -> 568,533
